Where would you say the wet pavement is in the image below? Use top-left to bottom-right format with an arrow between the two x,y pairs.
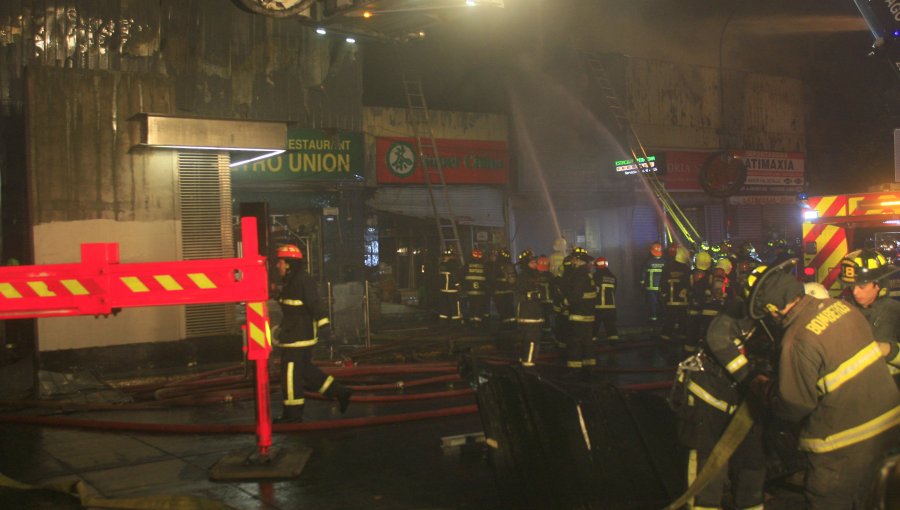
0,324 -> 685,510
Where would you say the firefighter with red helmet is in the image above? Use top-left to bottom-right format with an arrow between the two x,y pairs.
659,245 -> 691,342
591,256 -> 619,341
840,249 -> 900,384
438,247 -> 463,330
748,260 -> 900,508
533,255 -> 555,340
274,244 -> 351,422
564,249 -> 597,371
516,254 -> 545,366
464,247 -> 490,328
640,242 -> 666,325
492,248 -> 518,330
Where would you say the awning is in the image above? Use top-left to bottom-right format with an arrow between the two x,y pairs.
367,185 -> 506,227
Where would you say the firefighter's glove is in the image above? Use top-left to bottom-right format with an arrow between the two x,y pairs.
748,374 -> 774,408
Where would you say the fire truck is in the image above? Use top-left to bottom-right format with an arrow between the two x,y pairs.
800,187 -> 900,296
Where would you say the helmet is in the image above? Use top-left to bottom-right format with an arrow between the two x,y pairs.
743,264 -> 769,299
746,258 -> 804,319
666,243 -> 679,258
650,242 -> 663,257
804,282 -> 831,299
517,249 -> 534,265
840,249 -> 899,285
695,251 -> 712,271
497,248 -> 511,261
535,255 -> 550,272
674,246 -> 691,265
715,257 -> 733,274
276,244 -> 303,259
720,239 -> 733,252
442,247 -> 457,258
594,256 -> 609,269
572,246 -> 589,256
471,248 -> 484,260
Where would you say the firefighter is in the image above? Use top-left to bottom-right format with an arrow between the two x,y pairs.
685,250 -> 713,354
840,249 -> 900,383
533,255 -> 555,340
591,256 -> 619,341
551,251 -> 575,348
516,255 -> 545,367
274,244 -> 351,423
492,248 -> 518,330
748,260 -> 900,509
640,242 -> 666,325
673,266 -> 768,510
564,249 -> 597,371
437,247 -> 463,330
549,237 -> 568,277
464,248 -> 490,328
659,245 -> 691,342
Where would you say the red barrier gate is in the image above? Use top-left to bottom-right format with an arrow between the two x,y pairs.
0,217 -> 275,454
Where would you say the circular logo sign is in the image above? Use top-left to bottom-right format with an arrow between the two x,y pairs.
386,142 -> 417,178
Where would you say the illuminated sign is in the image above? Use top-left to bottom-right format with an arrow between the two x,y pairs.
615,155 -> 658,175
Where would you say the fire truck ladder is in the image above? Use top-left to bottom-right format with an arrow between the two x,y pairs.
403,76 -> 465,261
585,54 -> 704,248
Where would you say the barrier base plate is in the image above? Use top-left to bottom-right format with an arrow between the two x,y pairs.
209,446 -> 312,481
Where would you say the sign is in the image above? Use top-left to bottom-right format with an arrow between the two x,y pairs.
659,151 -> 708,191
615,155 -> 659,175
376,137 -> 509,184
732,150 -> 805,194
727,195 -> 799,205
231,129 -> 364,182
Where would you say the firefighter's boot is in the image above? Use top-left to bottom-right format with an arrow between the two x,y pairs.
275,404 -> 304,423
327,383 -> 353,414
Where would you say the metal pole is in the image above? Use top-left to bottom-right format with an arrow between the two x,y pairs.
364,280 -> 372,348
327,281 -> 335,361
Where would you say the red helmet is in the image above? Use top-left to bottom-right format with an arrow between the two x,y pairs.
594,256 -> 608,269
666,243 -> 679,258
471,248 -> 483,260
535,256 -> 550,272
650,242 -> 663,257
276,244 -> 304,259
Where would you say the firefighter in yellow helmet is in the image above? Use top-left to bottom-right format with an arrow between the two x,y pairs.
685,250 -> 713,353
659,245 -> 691,343
274,244 -> 351,422
516,254 -> 545,367
748,259 -> 900,508
840,249 -> 900,384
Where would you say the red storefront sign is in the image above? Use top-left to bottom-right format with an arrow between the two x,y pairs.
376,137 -> 509,184
659,151 -> 708,192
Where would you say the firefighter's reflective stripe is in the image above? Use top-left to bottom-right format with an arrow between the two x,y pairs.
583,358 -> 596,366
523,342 -> 536,366
815,341 -> 882,395
284,362 -> 305,405
645,268 -> 662,290
726,353 -> 749,374
569,314 -> 594,322
280,298 -> 304,306
517,318 -> 544,323
318,375 -> 335,395
798,405 -> 900,453
582,291 -> 597,299
888,348 -> 900,374
686,449 -> 698,509
281,338 -> 318,348
687,381 -> 735,414
740,505 -> 764,510
316,317 -> 330,328
701,309 -> 719,316
567,360 -> 583,368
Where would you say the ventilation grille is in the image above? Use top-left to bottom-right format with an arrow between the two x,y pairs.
177,152 -> 235,338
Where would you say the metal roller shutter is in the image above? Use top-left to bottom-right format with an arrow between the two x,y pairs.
368,186 -> 506,227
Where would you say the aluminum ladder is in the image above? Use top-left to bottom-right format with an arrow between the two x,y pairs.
402,76 -> 465,261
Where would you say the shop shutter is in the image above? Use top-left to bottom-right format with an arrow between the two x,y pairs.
177,151 -> 236,338
732,205 -> 763,243
705,204 -> 725,244
762,203 -> 802,242
631,204 -> 659,246
368,186 -> 505,227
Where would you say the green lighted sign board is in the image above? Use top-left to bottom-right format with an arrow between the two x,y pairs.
615,155 -> 658,175
231,128 -> 364,182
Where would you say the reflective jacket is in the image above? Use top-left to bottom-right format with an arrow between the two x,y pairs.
855,296 -> 900,375
278,268 -> 329,347
564,265 -> 597,322
660,260 -> 691,306
592,267 -> 617,310
640,256 -> 666,291
773,295 -> 900,454
463,261 -> 488,295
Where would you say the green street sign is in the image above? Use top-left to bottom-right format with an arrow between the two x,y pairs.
231,128 -> 364,182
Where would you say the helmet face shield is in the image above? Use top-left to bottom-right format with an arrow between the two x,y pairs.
747,258 -> 804,319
